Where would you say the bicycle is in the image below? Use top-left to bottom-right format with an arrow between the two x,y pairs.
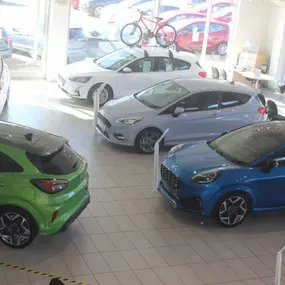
120,10 -> 177,48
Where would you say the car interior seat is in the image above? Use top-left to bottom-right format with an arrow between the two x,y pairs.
267,100 -> 285,121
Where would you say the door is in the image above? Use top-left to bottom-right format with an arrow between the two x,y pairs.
249,149 -> 285,208
160,91 -> 223,145
115,57 -> 157,98
220,91 -> 256,130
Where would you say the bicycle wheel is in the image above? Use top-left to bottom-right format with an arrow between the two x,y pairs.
120,23 -> 143,46
155,24 -> 177,48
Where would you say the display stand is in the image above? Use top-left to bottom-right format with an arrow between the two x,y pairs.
153,129 -> 169,191
93,82 -> 107,134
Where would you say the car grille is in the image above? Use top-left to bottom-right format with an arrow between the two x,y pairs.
161,164 -> 183,190
98,112 -> 111,128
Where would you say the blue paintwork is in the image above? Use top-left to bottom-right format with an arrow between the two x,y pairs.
157,122 -> 285,217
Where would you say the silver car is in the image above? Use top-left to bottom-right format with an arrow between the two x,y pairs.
96,78 -> 267,153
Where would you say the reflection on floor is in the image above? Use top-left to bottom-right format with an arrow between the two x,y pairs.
0,80 -> 285,285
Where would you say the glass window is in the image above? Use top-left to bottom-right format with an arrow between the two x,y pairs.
69,28 -> 84,39
179,92 -> 219,112
156,58 -> 191,72
0,152 -> 23,173
134,80 -> 189,109
126,58 -> 154,72
209,124 -> 285,165
221,92 -> 250,108
210,24 -> 224,33
96,49 -> 137,71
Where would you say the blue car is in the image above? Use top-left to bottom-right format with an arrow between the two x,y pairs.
158,121 -> 285,227
81,0 -> 122,17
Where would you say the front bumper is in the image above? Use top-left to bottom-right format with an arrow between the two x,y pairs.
96,111 -> 137,146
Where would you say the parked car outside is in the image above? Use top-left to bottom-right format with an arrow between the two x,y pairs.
159,10 -> 206,26
212,6 -> 234,23
80,0 -> 122,17
4,26 -> 94,63
158,121 -> 285,227
192,0 -> 235,13
0,27 -> 13,53
72,0 -> 80,9
0,56 -> 10,115
95,78 -> 266,153
0,121 -> 90,248
171,19 -> 229,55
57,47 -> 206,106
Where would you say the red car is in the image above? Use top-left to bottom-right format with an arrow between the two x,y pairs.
193,0 -> 235,13
72,0 -> 80,9
212,6 -> 234,23
159,10 -> 206,26
171,18 -> 229,55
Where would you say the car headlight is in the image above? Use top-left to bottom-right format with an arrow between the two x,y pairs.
169,144 -> 185,155
69,76 -> 92,83
191,170 -> 222,184
116,117 -> 143,125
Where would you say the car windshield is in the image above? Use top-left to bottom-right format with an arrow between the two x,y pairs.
134,80 -> 189,109
95,49 -> 136,70
209,124 -> 285,165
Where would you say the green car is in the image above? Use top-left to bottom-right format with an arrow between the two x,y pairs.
0,122 -> 90,248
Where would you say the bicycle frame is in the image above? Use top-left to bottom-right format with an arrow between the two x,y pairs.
136,13 -> 160,35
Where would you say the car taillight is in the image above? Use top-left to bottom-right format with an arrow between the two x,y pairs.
198,71 -> 207,78
4,37 -> 12,44
258,107 -> 266,115
31,179 -> 69,194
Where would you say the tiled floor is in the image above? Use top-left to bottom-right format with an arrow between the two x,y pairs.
1,80 -> 285,285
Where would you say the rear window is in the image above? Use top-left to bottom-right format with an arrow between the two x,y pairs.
221,92 -> 251,109
27,144 -> 80,175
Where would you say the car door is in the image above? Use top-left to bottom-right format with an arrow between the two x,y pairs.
248,148 -> 285,208
115,57 -> 156,98
220,91 -> 258,130
159,91 -> 224,145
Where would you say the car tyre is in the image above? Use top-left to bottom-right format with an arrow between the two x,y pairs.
213,192 -> 251,227
134,128 -> 162,154
87,84 -> 113,106
0,206 -> 38,249
216,42 -> 227,56
93,5 -> 103,17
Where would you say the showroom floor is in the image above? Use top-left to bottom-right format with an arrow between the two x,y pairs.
1,80 -> 285,285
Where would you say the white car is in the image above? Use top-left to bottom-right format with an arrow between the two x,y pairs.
0,56 -> 10,115
57,47 -> 207,106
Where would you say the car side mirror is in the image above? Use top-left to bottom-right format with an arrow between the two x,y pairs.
172,106 -> 184,118
122,67 -> 132,73
261,158 -> 278,173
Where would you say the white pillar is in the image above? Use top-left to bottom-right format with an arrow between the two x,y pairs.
45,0 -> 71,81
150,0 -> 161,46
200,0 -> 212,62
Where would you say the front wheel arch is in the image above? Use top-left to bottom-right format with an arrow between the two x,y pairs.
87,83 -> 114,106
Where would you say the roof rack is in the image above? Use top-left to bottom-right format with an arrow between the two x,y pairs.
144,49 -> 149,58
168,50 -> 173,59
230,81 -> 235,84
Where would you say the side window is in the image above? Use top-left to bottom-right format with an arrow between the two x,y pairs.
210,24 -> 224,33
156,58 -> 191,72
178,92 -> 219,112
126,58 -> 154,72
0,152 -> 23,173
221,92 -> 251,109
191,23 -> 205,33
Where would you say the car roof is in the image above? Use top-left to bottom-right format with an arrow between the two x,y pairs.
174,78 -> 258,95
123,47 -> 199,63
171,18 -> 226,29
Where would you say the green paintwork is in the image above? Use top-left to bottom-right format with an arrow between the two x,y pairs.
0,143 -> 89,235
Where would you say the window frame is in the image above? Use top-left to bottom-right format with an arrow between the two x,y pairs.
121,57 -> 156,73
0,151 -> 24,173
153,57 -> 191,72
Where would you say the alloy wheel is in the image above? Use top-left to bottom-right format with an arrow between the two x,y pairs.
218,196 -> 247,226
0,212 -> 31,246
92,88 -> 109,105
139,130 -> 161,153
218,43 -> 227,55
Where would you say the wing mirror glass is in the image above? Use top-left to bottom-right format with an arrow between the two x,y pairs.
122,67 -> 132,73
172,106 -> 184,118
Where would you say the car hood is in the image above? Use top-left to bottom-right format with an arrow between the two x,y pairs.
102,95 -> 154,118
163,142 -> 237,178
59,58 -> 109,77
